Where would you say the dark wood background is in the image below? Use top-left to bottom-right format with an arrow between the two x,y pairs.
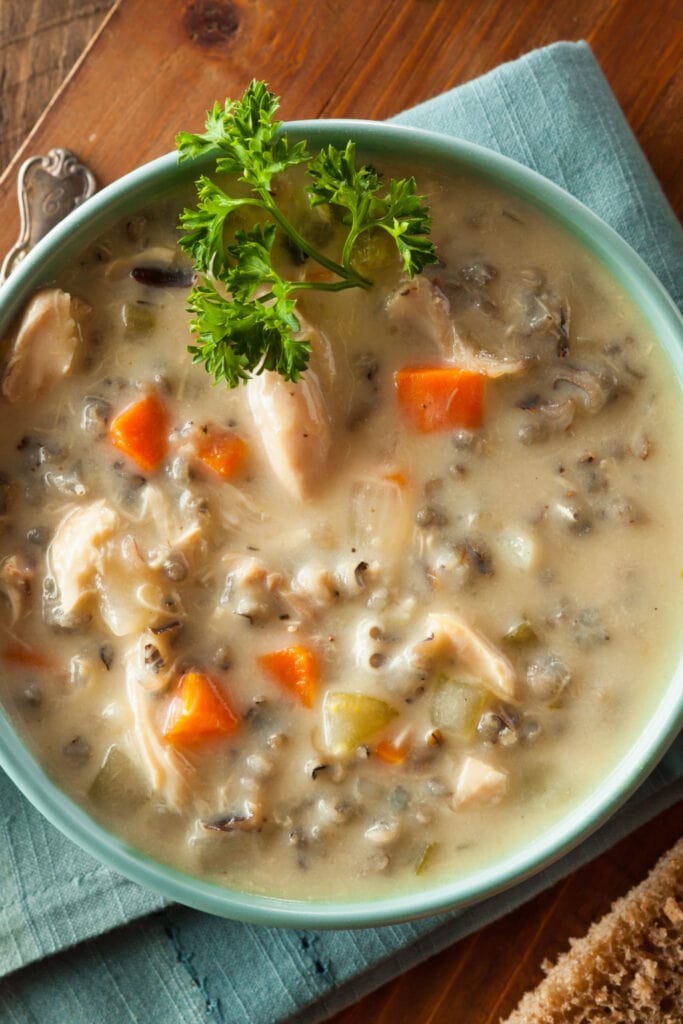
0,2 -> 681,1021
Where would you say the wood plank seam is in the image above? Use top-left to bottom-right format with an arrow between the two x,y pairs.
0,0 -> 122,190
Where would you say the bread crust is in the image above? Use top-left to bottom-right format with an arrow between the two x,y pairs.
502,837 -> 683,1024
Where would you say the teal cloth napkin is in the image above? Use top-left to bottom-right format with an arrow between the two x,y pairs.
1,39 -> 682,1022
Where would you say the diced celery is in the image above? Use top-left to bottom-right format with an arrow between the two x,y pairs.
350,230 -> 397,274
299,206 -> 335,248
415,842 -> 437,876
503,619 -> 537,645
322,692 -> 398,756
122,301 -> 156,335
88,744 -> 148,814
430,677 -> 490,738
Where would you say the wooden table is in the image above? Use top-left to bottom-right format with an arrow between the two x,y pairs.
1,2 -> 681,1020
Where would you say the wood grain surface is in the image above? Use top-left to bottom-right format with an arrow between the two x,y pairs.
0,2 -> 681,1022
0,0 -> 115,169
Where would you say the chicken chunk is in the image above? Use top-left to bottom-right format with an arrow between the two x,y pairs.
387,275 -> 524,377
407,610 -> 516,699
454,755 -> 508,805
125,649 -> 195,810
97,535 -> 173,637
350,476 -> 415,578
0,553 -> 34,623
386,276 -> 453,357
2,289 -> 89,403
134,484 -> 208,570
47,500 -> 119,615
247,326 -> 334,500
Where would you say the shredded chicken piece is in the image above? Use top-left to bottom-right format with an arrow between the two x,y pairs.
247,325 -> 334,500
350,476 -> 415,577
454,755 -> 508,805
134,485 -> 208,567
407,610 -> 516,699
0,553 -> 34,623
124,648 -> 195,810
97,535 -> 172,637
48,500 -> 119,615
2,289 -> 90,403
387,275 -> 525,377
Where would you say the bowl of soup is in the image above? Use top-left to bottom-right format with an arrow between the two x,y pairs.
0,120 -> 681,927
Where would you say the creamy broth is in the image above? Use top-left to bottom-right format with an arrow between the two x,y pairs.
0,163 -> 682,900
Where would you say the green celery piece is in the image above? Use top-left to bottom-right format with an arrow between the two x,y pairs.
430,677 -> 490,739
323,691 -> 399,757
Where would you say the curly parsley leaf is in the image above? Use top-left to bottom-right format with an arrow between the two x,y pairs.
177,80 -> 438,387
179,176 -> 254,275
187,278 -> 309,388
308,142 -> 436,277
225,224 -> 282,300
178,81 -> 309,193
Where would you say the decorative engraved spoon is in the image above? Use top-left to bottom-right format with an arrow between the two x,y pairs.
0,147 -> 97,284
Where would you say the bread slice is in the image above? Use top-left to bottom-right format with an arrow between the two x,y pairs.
503,837 -> 683,1023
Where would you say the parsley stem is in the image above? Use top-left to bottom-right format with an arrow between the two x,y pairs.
287,279 -> 364,293
260,194 -> 372,289
341,225 -> 362,272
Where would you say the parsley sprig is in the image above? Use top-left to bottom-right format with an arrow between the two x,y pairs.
177,80 -> 437,387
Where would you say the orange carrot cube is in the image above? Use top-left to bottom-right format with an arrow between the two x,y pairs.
258,645 -> 319,708
395,365 -> 486,432
110,393 -> 169,471
2,641 -> 55,671
163,670 -> 240,746
374,733 -> 410,765
196,429 -> 248,481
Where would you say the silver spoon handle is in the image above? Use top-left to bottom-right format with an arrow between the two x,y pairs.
0,148 -> 97,285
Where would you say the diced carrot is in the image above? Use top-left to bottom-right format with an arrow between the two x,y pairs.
109,393 -> 169,472
383,470 -> 409,489
258,645 -> 319,708
395,365 -> 486,432
163,670 -> 240,746
300,264 -> 338,284
374,733 -> 411,765
2,641 -> 55,671
195,429 -> 248,481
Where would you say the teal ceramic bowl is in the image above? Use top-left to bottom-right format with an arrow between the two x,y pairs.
0,121 -> 681,927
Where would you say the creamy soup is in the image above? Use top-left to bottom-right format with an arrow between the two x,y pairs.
0,162 -> 681,901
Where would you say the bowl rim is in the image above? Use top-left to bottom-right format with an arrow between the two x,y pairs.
0,118 -> 681,928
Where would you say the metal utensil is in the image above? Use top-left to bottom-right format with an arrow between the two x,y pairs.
0,148 -> 97,284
